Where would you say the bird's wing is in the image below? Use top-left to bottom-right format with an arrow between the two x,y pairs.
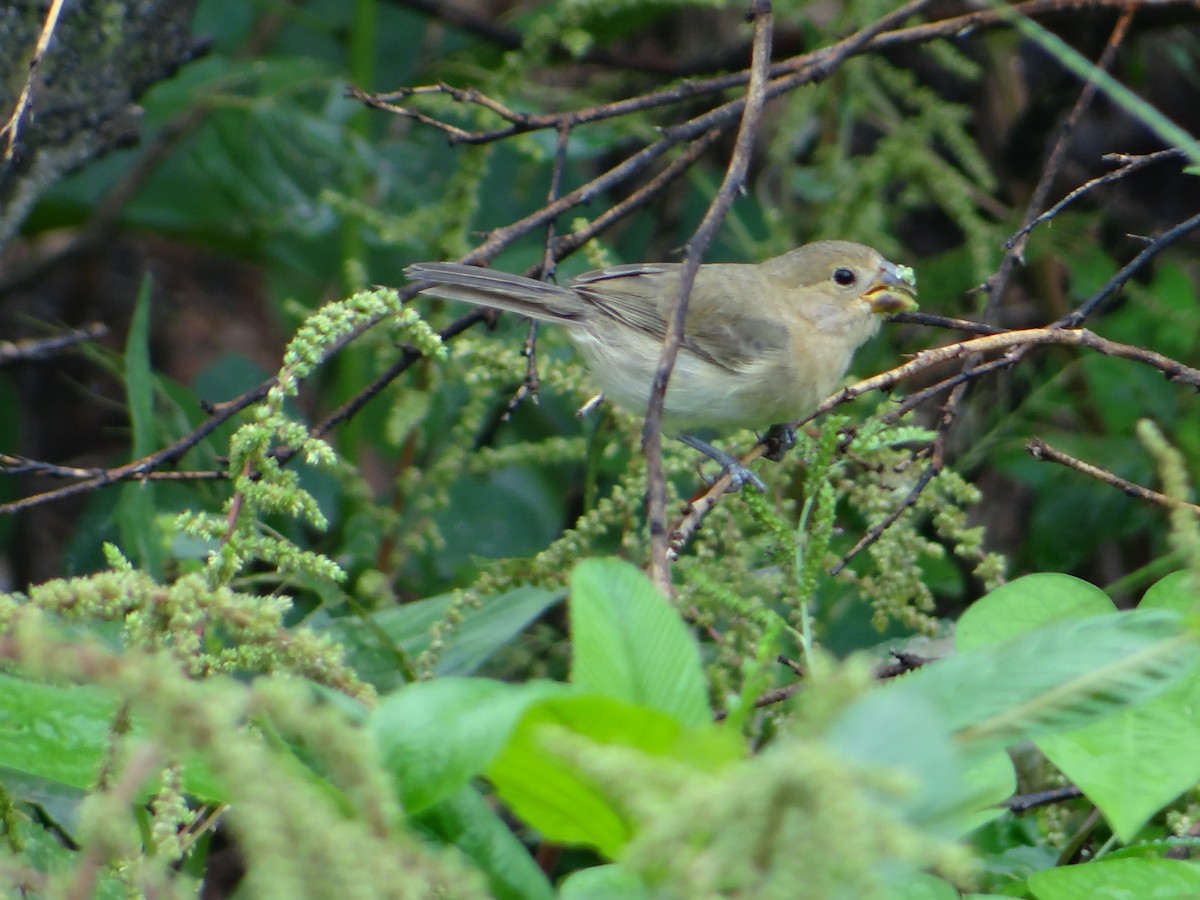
572,264 -> 787,373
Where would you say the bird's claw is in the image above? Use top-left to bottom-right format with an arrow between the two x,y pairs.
678,432 -> 765,494
761,423 -> 797,462
697,461 -> 766,493
725,463 -> 767,494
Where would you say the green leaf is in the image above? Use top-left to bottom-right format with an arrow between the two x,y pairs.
14,816 -> 128,897
1035,572 -> 1200,841
569,558 -> 710,727
115,274 -> 164,579
1027,857 -> 1200,900
0,674 -> 224,802
883,610 -> 1198,752
412,785 -> 554,900
323,585 -> 562,689
486,694 -> 741,858
885,872 -> 962,900
956,573 -> 1114,651
828,687 -> 1008,837
370,677 -> 569,814
1141,570 -> 1197,615
558,864 -> 652,900
0,676 -> 118,789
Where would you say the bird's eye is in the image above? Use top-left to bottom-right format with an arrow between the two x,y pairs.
833,268 -> 857,287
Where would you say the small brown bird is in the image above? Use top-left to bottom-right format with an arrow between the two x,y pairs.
406,241 -> 916,488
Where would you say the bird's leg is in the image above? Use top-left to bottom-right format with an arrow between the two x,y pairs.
760,423 -> 797,462
677,433 -> 766,493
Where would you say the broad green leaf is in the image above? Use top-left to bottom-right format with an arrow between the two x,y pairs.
1141,570 -> 1197,615
956,574 -> 1113,651
828,687 -> 1010,837
15,816 -> 129,898
570,558 -> 710,727
487,694 -> 741,857
1036,571 -> 1200,841
0,677 -> 118,789
958,752 -> 1018,833
558,864 -> 651,900
885,873 -> 961,900
883,610 -> 1197,751
1028,857 -> 1200,900
324,585 -> 562,689
413,785 -> 554,900
370,677 -> 569,814
0,674 -> 223,801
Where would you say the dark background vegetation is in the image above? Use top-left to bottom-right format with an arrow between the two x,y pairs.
3,0 -> 1200,896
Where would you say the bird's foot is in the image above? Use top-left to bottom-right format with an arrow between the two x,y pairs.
677,433 -> 766,493
760,423 -> 796,462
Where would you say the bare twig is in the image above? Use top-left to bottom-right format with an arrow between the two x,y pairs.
808,328 -> 1200,419
0,324 -> 107,366
889,312 -> 1004,336
1007,148 -> 1185,251
1059,208 -> 1200,327
1004,785 -> 1084,814
1,0 -> 66,159
1027,437 -> 1200,515
354,0 -> 1167,146
0,455 -> 224,482
1004,6 -> 1139,265
829,465 -> 939,576
503,124 -> 572,419
645,0 -> 775,594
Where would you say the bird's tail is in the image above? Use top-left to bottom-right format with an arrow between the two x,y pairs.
405,263 -> 584,324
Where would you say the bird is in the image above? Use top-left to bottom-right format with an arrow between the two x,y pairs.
406,240 -> 917,489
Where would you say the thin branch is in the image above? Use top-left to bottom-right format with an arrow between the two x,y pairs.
645,0 -> 775,594
1004,6 -> 1138,265
1004,785 -> 1084,814
889,312 -> 1004,336
504,124 -> 571,419
808,328 -> 1200,421
0,456 -> 224,482
829,466 -> 939,576
1027,437 -> 1200,515
0,375 -> 269,516
0,324 -> 107,366
1,0 -> 67,160
1058,208 -> 1200,327
1006,148 -> 1185,251
353,0 -> 1165,146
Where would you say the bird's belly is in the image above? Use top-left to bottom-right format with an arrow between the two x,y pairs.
569,329 -> 820,433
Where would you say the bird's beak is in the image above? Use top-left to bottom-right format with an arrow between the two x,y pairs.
865,262 -> 918,315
